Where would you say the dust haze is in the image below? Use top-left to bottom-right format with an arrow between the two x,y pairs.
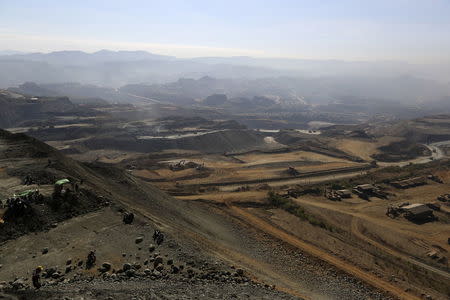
1,4 -> 450,300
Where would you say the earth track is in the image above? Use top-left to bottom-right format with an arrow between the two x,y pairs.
350,217 -> 450,281
182,165 -> 371,187
290,197 -> 450,282
227,204 -> 422,300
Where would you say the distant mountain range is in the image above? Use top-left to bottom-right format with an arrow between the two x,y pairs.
1,49 -> 449,87
2,50 -> 174,65
1,50 -> 450,110
0,50 -> 280,87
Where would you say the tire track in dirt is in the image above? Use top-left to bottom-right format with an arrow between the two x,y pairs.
351,217 -> 450,281
227,204 -> 422,300
292,197 -> 450,281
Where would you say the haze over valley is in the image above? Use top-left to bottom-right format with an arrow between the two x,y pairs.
1,1 -> 450,299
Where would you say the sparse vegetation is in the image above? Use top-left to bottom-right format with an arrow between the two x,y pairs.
267,191 -> 334,231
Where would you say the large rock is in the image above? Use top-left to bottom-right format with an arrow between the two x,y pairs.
125,269 -> 135,277
153,256 -> 163,267
144,269 -> 152,275
122,263 -> 132,272
45,267 -> 57,278
101,262 -> 112,272
11,278 -> 26,290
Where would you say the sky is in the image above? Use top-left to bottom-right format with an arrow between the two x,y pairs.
1,0 -> 450,63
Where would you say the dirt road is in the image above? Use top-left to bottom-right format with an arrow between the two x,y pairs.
183,165 -> 371,188
290,197 -> 450,283
227,204 -> 422,300
350,217 -> 450,281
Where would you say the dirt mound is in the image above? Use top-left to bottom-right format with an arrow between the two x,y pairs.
83,130 -> 269,154
369,116 -> 450,143
275,131 -> 364,162
0,189 -> 108,243
0,92 -> 99,128
372,140 -> 431,162
0,129 -> 111,241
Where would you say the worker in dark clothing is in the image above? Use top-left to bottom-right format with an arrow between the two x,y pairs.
156,232 -> 164,245
32,266 -> 43,289
153,230 -> 160,242
153,230 -> 164,245
86,250 -> 96,269
123,212 -> 134,224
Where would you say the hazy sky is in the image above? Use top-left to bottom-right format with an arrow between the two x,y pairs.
1,0 -> 450,62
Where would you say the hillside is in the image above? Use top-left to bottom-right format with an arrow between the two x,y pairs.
0,129 -> 395,299
0,91 -> 81,128
82,129 -> 272,154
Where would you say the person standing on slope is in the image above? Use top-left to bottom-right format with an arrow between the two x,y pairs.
32,266 -> 43,289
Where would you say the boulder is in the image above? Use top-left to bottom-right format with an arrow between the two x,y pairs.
11,278 -> 26,290
153,256 -> 163,267
122,263 -> 132,272
144,269 -> 152,275
45,267 -> 56,278
101,262 -> 112,272
135,236 -> 144,244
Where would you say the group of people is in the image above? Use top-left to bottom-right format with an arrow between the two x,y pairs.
2,190 -> 42,219
30,223 -> 166,290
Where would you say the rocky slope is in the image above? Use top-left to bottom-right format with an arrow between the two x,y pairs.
0,129 -> 393,299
